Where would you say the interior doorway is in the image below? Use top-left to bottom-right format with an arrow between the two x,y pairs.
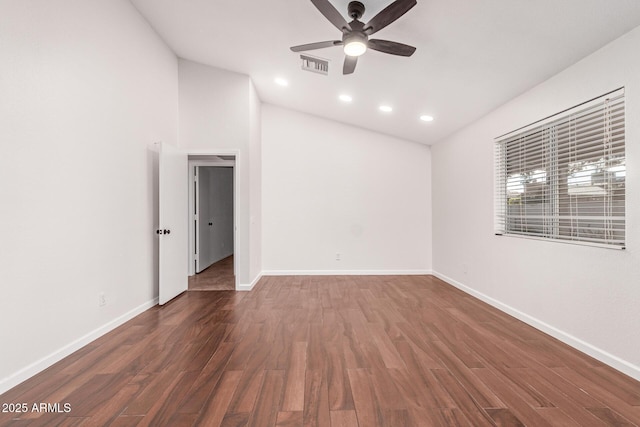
187,156 -> 236,291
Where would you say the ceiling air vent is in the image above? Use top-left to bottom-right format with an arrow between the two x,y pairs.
300,54 -> 329,75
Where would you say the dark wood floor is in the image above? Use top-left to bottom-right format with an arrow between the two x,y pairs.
1,275 -> 639,426
189,255 -> 235,291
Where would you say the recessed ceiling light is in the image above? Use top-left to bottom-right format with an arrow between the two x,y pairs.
420,115 -> 434,122
339,94 -> 353,103
274,78 -> 289,87
379,105 -> 393,113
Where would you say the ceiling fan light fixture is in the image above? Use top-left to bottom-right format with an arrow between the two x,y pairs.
344,40 -> 367,57
343,31 -> 368,57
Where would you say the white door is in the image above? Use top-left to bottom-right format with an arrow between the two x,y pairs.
158,142 -> 188,305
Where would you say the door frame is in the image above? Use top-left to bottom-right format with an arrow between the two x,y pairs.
187,152 -> 238,289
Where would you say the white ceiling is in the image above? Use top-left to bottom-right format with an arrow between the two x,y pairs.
130,0 -> 640,145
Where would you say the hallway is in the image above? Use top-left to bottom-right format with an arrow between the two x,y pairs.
188,255 -> 235,291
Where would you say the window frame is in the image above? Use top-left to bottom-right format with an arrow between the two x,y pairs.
494,88 -> 626,249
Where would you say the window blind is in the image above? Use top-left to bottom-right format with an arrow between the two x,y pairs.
494,89 -> 625,248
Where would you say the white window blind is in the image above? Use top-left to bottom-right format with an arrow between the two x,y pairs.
494,89 -> 625,248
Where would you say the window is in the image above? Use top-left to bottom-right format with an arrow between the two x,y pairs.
494,89 -> 625,248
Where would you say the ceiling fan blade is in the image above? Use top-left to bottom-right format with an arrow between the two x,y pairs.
364,0 -> 417,35
343,56 -> 358,74
311,0 -> 352,31
290,40 -> 342,52
368,39 -> 416,56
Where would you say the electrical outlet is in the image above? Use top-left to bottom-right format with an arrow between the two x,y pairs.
336,253 -> 341,261
98,292 -> 106,307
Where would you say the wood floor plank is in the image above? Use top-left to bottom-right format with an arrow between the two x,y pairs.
246,370 -> 285,427
430,320 -> 486,369
226,340 -> 271,414
107,415 -> 144,427
58,418 -> 91,426
535,408 -> 582,426
392,340 -> 455,409
485,408 -> 525,426
429,340 -> 505,409
326,344 -> 355,411
359,340 -> 406,411
341,326 -> 370,370
194,370 -> 242,427
329,410 -> 358,427
587,407 -> 638,426
395,323 -> 442,370
404,406 -> 449,427
176,341 -> 236,415
224,323 -> 265,371
307,324 -> 328,371
137,370 -> 200,427
303,369 -> 331,427
219,413 -> 249,427
387,367 -> 437,411
162,413 -> 198,427
430,369 -> 495,427
77,383 -> 143,426
380,409 -> 410,427
437,408 -> 471,426
472,368 -> 552,426
41,372 -> 132,419
124,370 -> 182,416
266,321 -> 291,370
2,275 -> 640,426
509,367 -> 608,426
366,324 -> 406,370
282,342 -> 307,412
552,366 -> 640,424
275,411 -> 303,427
347,369 -> 382,427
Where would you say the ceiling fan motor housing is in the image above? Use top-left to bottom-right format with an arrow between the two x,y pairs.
343,30 -> 368,46
348,1 -> 365,20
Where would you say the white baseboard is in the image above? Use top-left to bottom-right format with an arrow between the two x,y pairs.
432,271 -> 640,382
0,297 -> 158,395
262,269 -> 433,276
236,270 -> 432,290
237,273 -> 263,291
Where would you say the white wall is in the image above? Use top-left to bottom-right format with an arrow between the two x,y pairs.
262,105 -> 432,274
249,81 -> 262,281
0,0 -> 178,392
432,26 -> 640,379
178,59 -> 262,288
197,167 -> 234,270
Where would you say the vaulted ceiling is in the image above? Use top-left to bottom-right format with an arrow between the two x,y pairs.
130,0 -> 640,145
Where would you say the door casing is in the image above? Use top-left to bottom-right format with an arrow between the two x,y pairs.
187,155 -> 237,284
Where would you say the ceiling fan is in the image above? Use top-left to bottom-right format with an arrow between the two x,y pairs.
290,0 -> 417,75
